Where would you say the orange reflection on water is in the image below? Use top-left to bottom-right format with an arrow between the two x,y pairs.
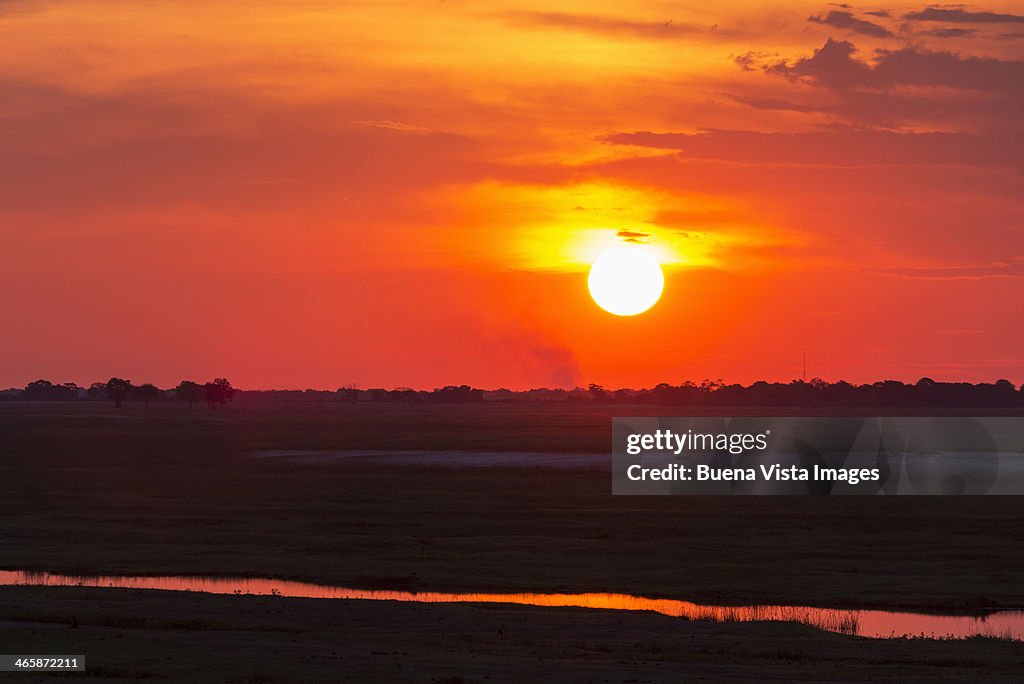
2,570 -> 1021,641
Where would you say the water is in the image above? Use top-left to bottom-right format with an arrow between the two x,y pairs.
2,570 -> 1021,640
251,450 -> 608,469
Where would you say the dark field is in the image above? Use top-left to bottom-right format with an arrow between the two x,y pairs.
1,401 -> 1023,681
3,587 -> 1024,684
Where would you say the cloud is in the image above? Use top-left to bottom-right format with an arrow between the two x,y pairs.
0,0 -> 45,17
616,229 -> 650,243
578,142 -> 1024,268
218,176 -> 301,186
762,38 -> 1024,94
352,120 -> 431,132
500,11 -> 708,40
903,7 -> 1024,24
915,27 -> 978,37
765,39 -> 872,89
728,87 -> 1020,129
600,128 -> 1024,169
733,51 -> 774,71
0,80 -> 483,214
730,40 -> 1024,126
808,10 -> 892,37
726,94 -> 820,113
870,262 -> 1024,279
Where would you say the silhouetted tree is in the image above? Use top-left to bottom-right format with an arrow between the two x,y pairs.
428,384 -> 483,403
203,377 -> 235,408
105,377 -> 132,408
134,383 -> 161,408
700,378 -> 724,392
336,384 -> 359,403
9,374 -> 1024,409
22,380 -> 79,401
175,380 -> 203,408
86,382 -> 107,400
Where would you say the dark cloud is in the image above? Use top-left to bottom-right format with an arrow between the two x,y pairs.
865,10 -> 891,18
808,10 -> 892,37
766,39 -> 871,89
616,229 -> 650,243
904,7 -> 1024,23
765,38 -> 1024,94
500,11 -> 706,39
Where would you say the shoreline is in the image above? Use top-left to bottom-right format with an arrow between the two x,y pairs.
1,565 -> 1019,616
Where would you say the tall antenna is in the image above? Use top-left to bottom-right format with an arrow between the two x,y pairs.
803,352 -> 807,381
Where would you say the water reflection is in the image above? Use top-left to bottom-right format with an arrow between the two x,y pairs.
1,570 -> 1020,641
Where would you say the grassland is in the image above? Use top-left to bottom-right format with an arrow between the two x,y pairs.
1,401 -> 1023,681
3,586 -> 1024,683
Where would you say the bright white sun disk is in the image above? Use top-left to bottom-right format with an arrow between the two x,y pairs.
587,247 -> 664,316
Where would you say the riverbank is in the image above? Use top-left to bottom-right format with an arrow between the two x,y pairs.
1,586 -> 1022,683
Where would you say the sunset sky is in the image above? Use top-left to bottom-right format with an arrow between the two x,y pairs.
3,1 -> 1023,389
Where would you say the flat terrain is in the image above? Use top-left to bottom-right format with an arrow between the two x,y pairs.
2,586 -> 1023,683
1,401 -> 1023,680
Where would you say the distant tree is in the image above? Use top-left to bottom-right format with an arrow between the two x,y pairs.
134,383 -> 162,408
989,379 -> 1018,404
175,380 -> 203,408
336,384 -> 359,403
699,378 -> 724,393
86,382 -> 107,401
203,377 -> 235,408
428,384 -> 483,403
22,379 -> 79,401
105,377 -> 133,408
24,380 -> 53,397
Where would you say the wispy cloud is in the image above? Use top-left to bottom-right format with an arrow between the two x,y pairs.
499,11 -> 710,40
914,27 -> 978,37
600,129 -> 1024,170
870,262 -> 1024,279
352,120 -> 431,133
903,7 -> 1024,24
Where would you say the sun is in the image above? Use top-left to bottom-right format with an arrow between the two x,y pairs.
588,246 -> 665,316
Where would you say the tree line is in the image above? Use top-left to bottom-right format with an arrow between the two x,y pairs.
12,378 -> 235,408
6,377 -> 1024,408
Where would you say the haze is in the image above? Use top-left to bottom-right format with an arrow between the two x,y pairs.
3,1 -> 1022,389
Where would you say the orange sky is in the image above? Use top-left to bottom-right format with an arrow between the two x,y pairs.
2,1 -> 1023,389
